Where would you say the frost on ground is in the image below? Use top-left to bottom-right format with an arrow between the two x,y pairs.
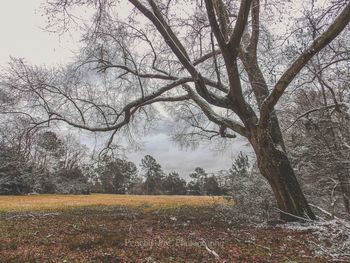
282,219 -> 350,262
0,205 -> 330,262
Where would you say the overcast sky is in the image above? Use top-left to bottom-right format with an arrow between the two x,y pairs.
0,0 -> 253,176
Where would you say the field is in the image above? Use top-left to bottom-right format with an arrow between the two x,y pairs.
0,194 -> 229,212
0,194 -> 330,262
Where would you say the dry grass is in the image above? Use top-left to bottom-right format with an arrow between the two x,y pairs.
0,195 -> 330,262
0,198 -> 328,263
0,194 -> 233,212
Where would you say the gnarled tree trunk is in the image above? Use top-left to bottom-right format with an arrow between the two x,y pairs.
249,124 -> 316,221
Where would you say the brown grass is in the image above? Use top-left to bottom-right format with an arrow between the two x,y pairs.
0,194 -> 232,212
0,195 -> 330,262
0,201 -> 327,263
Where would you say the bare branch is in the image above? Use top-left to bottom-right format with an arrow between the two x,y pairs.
247,0 -> 260,54
128,0 -> 196,76
212,0 -> 231,41
184,84 -> 247,137
260,2 -> 350,124
229,0 -> 252,51
147,0 -> 190,60
283,103 -> 346,132
204,0 -> 227,51
193,49 -> 222,66
94,60 -> 178,80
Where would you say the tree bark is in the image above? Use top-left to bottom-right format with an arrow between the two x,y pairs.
250,127 -> 316,221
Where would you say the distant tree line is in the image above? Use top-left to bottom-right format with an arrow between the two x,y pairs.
1,115 -> 349,219
0,129 -> 90,195
88,154 -> 247,196
0,123 -> 252,196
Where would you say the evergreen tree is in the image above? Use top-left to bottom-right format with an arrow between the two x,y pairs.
162,172 -> 187,195
140,155 -> 164,195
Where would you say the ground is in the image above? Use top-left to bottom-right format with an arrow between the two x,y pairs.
0,194 -> 331,262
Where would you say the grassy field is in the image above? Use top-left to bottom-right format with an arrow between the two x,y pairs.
0,194 -> 330,262
0,194 -> 231,212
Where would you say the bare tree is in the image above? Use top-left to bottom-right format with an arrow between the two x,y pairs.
2,0 -> 350,221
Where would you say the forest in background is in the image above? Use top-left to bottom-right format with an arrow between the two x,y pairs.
1,122 -> 349,221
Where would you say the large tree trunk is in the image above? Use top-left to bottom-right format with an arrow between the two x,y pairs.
250,127 -> 316,221
240,53 -> 315,220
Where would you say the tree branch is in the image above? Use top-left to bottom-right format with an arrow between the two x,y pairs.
129,0 -> 196,76
283,103 -> 346,132
193,49 -> 222,66
247,0 -> 259,54
204,0 -> 227,51
260,2 -> 350,124
184,84 -> 247,137
229,0 -> 253,51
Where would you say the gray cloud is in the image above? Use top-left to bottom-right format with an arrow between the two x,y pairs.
127,131 -> 253,178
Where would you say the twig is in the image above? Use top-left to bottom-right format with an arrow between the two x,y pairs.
200,239 -> 220,259
275,208 -> 313,222
283,103 -> 346,132
309,204 -> 350,230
